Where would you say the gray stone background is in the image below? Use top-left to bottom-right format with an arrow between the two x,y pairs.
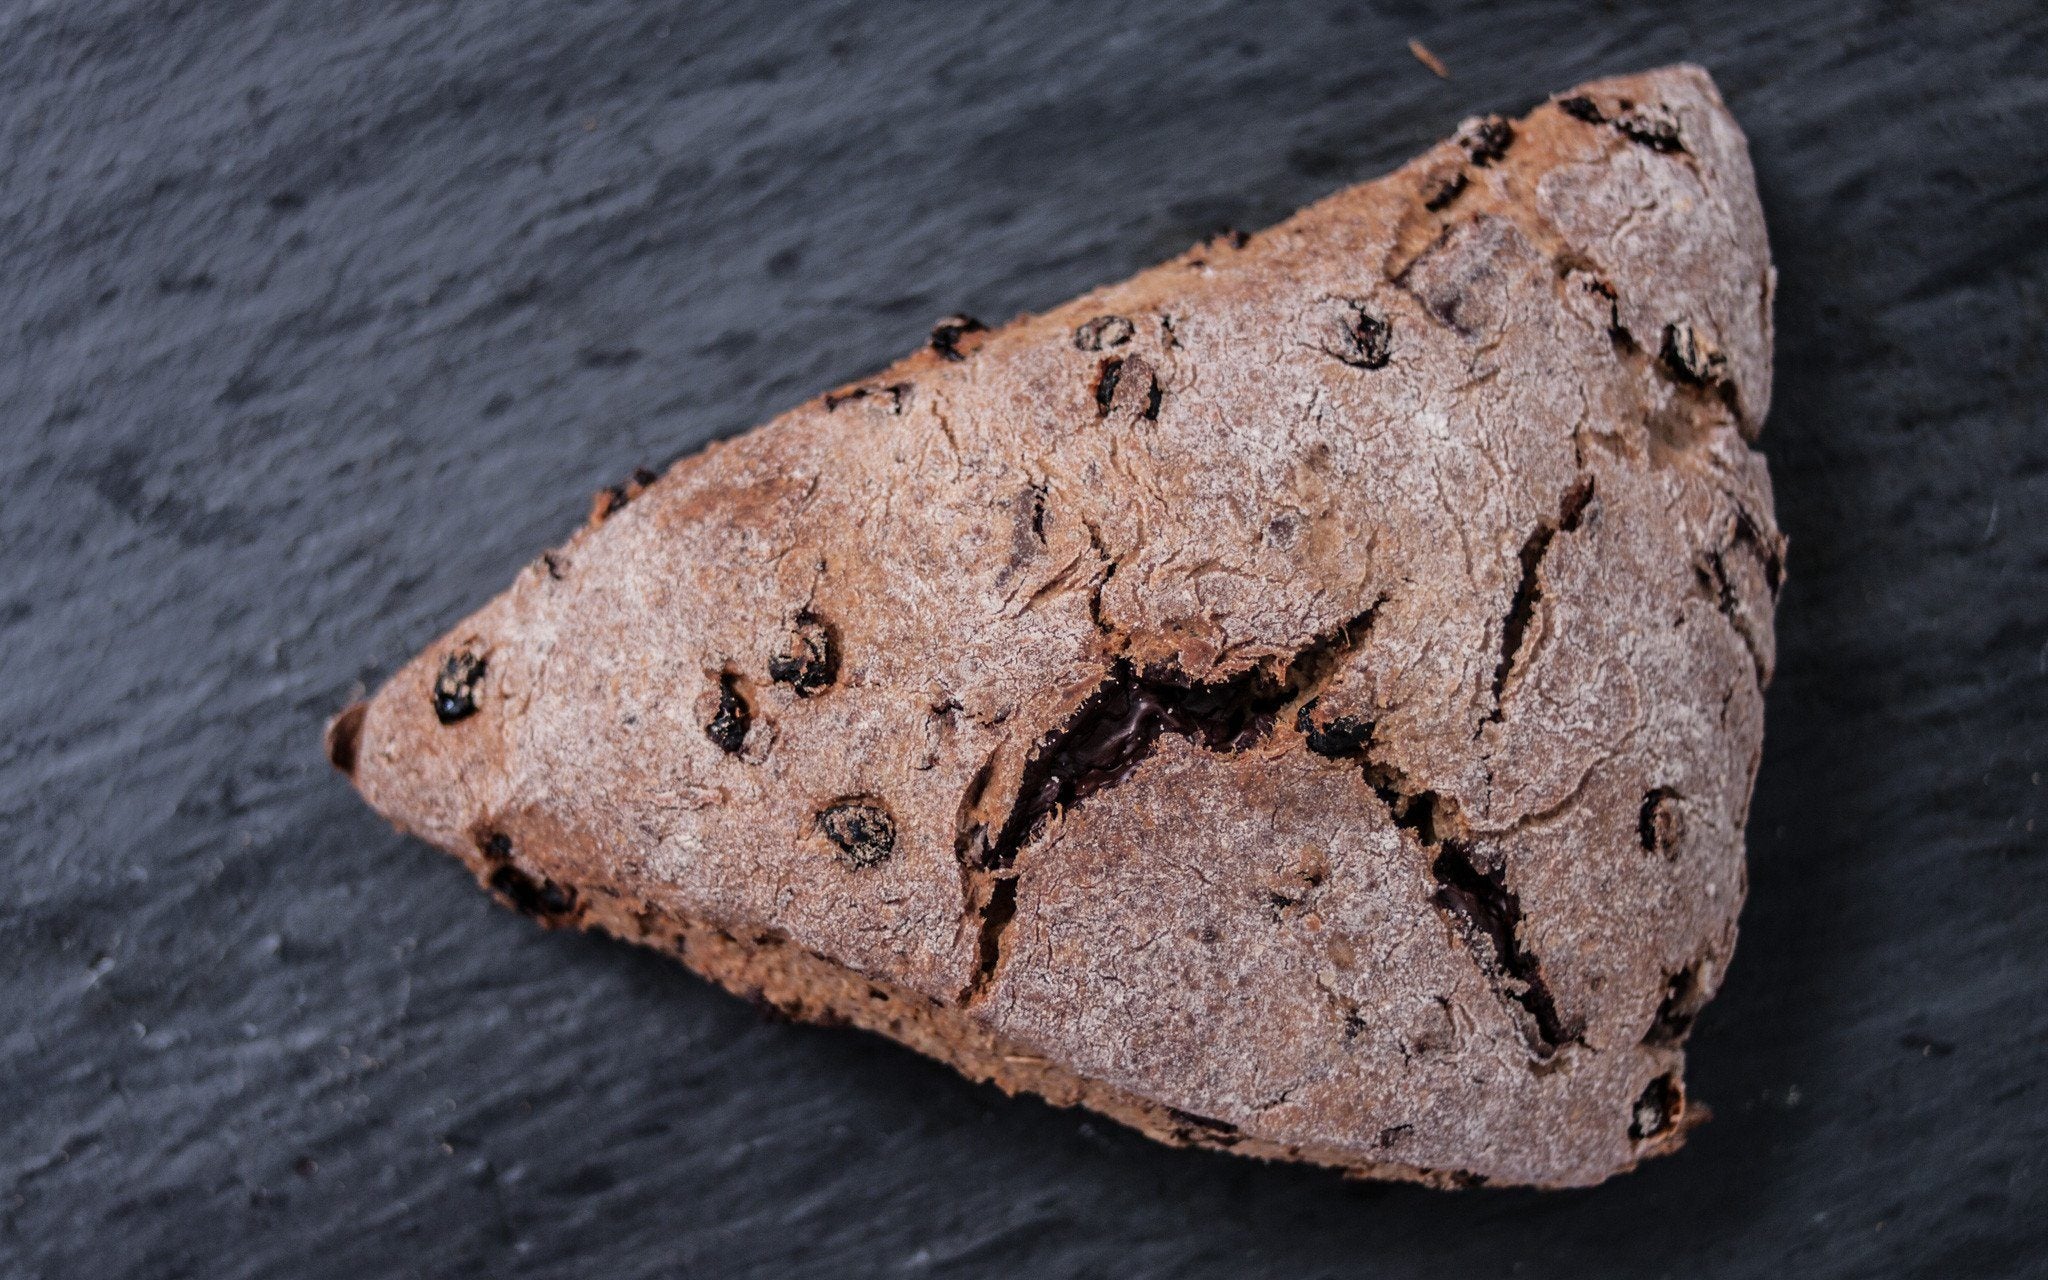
4,2 -> 2043,1276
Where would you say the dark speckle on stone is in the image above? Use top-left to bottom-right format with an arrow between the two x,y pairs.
1901,1032 -> 1956,1058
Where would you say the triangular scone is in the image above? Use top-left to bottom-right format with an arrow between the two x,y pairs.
329,64 -> 1782,1189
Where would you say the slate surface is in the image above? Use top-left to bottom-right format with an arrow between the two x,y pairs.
4,2 -> 2044,1277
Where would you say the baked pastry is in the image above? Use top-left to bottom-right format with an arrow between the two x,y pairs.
328,64 -> 1782,1188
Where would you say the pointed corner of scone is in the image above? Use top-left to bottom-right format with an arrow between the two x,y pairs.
323,699 -> 367,778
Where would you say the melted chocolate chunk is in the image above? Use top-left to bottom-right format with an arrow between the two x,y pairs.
1091,353 -> 1163,419
596,467 -> 660,520
1660,322 -> 1726,386
490,863 -> 577,919
432,651 -> 486,724
1457,115 -> 1515,166
768,613 -> 837,696
928,314 -> 986,361
1629,1074 -> 1681,1140
1424,171 -> 1468,212
1431,844 -> 1574,1055
1645,963 -> 1706,1045
1638,787 -> 1682,856
1319,299 -> 1393,369
823,382 -> 911,413
819,799 -> 896,868
1072,315 -> 1135,351
1094,357 -> 1125,414
705,672 -> 751,753
1295,697 -> 1372,758
1615,105 -> 1685,154
1557,95 -> 1606,123
981,662 -> 1290,868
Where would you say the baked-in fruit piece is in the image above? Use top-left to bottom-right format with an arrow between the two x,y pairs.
328,64 -> 1782,1189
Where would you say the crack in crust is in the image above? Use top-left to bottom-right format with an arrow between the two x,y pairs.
1489,475 -> 1597,722
1298,702 -> 1582,1060
1428,844 -> 1579,1056
960,610 -> 1379,1005
1693,505 -> 1785,687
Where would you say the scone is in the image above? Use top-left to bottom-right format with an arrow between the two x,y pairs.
328,64 -> 1782,1188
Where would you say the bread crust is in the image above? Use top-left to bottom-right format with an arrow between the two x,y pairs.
330,64 -> 1781,1188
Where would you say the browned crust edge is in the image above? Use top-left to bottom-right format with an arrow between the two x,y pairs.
376,786 -> 1695,1191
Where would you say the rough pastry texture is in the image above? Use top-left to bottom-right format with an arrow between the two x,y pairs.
328,65 -> 1783,1189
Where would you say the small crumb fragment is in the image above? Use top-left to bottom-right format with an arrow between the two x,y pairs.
1409,40 -> 1449,79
